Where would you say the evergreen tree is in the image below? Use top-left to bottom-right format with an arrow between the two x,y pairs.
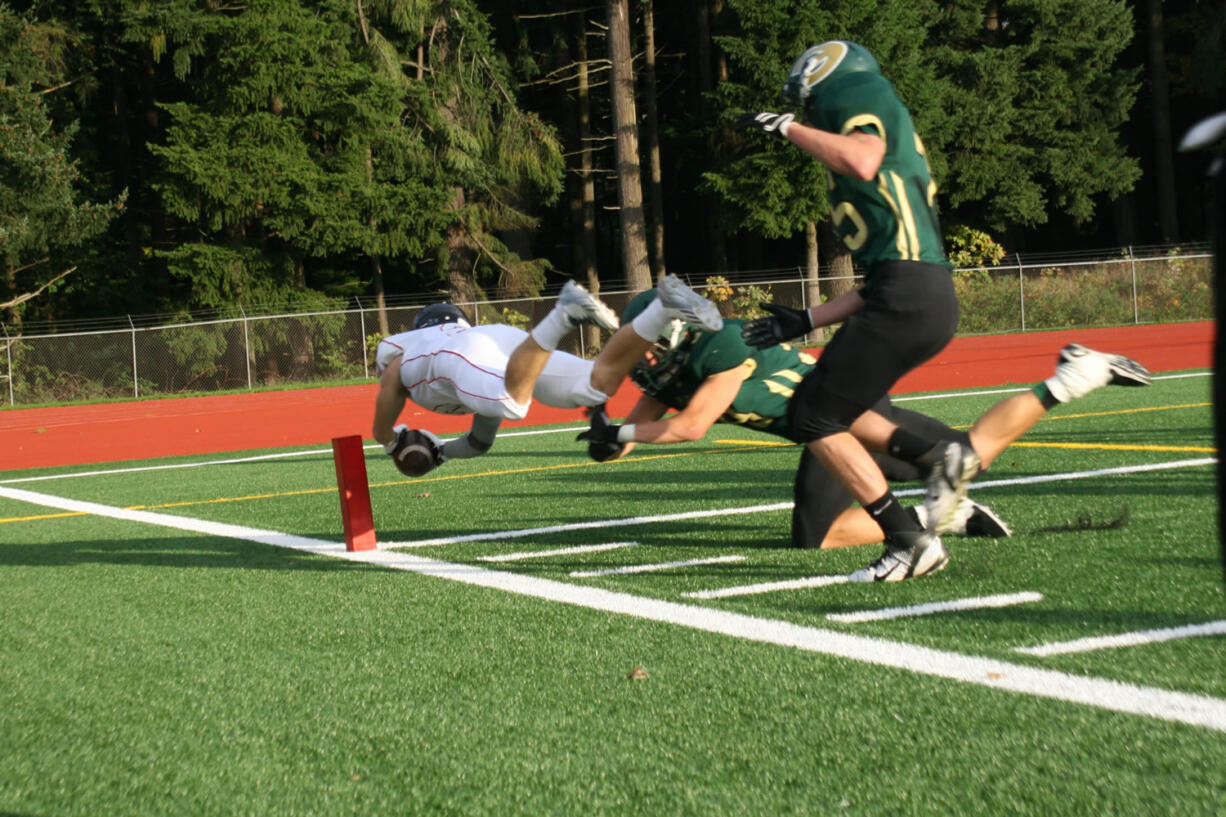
148,0 -> 450,311
387,0 -> 566,301
702,0 -> 1140,263
929,0 -> 1141,236
0,4 -> 122,329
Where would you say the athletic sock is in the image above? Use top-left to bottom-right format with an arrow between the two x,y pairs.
529,306 -> 571,351
1031,381 -> 1061,409
631,299 -> 673,341
864,490 -> 921,540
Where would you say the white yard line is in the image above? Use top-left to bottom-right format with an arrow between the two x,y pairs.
569,554 -> 745,578
1015,620 -> 1226,657
4,482 -> 1226,734
479,541 -> 639,562
891,371 -> 1204,403
966,458 -> 1216,492
827,592 -> 1045,623
0,448 -> 334,484
378,503 -> 795,548
684,574 -> 851,599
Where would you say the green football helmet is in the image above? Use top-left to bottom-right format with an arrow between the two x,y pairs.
782,41 -> 881,109
621,288 -> 700,397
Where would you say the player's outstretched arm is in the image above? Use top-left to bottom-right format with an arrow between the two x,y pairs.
372,356 -> 409,447
742,290 -> 866,349
438,414 -> 501,461
596,395 -> 670,461
582,367 -> 744,451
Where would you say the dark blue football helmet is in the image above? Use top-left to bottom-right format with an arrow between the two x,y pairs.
412,302 -> 471,330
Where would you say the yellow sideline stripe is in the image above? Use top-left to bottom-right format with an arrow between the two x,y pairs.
1,511 -> 86,523
1036,402 -> 1210,422
715,438 -> 1217,454
1010,442 -> 1217,453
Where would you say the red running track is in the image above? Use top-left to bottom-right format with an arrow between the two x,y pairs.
0,321 -> 1212,471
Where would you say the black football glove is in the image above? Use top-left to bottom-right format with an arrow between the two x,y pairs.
734,111 -> 795,137
740,303 -> 814,348
576,405 -> 624,463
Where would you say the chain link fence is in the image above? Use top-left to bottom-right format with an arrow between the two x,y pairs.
1,248 -> 1213,406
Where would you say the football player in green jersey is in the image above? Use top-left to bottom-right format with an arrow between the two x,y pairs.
734,41 -> 965,582
580,290 -> 1151,558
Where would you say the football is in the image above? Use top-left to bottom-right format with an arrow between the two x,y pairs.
388,428 -> 440,477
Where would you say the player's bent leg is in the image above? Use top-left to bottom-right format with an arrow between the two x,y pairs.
504,335 -> 555,405
809,432 -> 892,508
531,352 -> 608,409
588,324 -> 658,397
966,391 -> 1046,470
792,448 -> 874,548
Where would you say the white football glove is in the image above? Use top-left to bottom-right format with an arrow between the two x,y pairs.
735,111 -> 796,138
384,425 -> 445,455
384,424 -> 410,455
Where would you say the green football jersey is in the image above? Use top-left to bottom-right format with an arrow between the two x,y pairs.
645,319 -> 816,440
808,72 -> 949,277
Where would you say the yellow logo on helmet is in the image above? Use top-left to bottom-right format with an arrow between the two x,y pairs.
800,41 -> 849,91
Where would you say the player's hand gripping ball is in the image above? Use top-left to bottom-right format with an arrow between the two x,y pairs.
576,404 -> 624,463
385,426 -> 443,477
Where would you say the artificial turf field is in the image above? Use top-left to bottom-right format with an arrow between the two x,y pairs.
1,369 -> 1222,816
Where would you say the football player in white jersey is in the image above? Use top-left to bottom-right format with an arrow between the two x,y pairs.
372,276 -> 723,476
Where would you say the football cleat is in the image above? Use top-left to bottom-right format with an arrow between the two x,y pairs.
657,274 -> 724,333
918,496 -> 1012,537
922,441 -> 981,536
964,500 -> 1012,538
558,280 -> 620,332
849,529 -> 949,583
1046,343 -> 1151,402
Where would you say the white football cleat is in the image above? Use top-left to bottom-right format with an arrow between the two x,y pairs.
657,274 -> 723,333
849,530 -> 949,583
1046,343 -> 1151,402
922,441 -> 981,536
964,500 -> 1012,537
558,280 -> 619,332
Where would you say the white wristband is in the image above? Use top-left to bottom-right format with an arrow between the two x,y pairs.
616,424 -> 637,443
778,119 -> 792,138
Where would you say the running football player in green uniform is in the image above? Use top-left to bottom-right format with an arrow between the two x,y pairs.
728,41 -> 971,581
578,290 -> 1151,554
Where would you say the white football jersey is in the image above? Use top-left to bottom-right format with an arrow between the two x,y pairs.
375,324 -> 606,420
